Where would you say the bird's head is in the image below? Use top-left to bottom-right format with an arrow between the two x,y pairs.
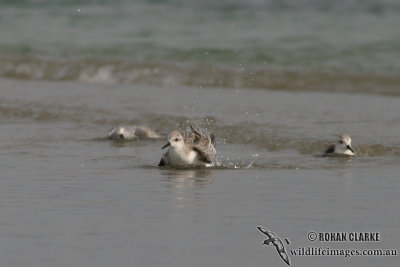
162,131 -> 184,150
336,133 -> 354,155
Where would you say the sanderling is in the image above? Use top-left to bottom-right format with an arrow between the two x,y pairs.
324,133 -> 355,156
108,125 -> 161,141
159,124 -> 216,167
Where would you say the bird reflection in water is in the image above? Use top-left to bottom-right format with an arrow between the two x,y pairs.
160,168 -> 213,208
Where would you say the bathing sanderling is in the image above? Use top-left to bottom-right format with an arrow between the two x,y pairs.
159,124 -> 216,167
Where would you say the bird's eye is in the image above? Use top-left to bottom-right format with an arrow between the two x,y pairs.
339,140 -> 343,144
175,138 -> 179,142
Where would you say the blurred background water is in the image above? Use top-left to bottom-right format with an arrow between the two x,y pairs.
0,1 -> 399,267
1,0 -> 399,93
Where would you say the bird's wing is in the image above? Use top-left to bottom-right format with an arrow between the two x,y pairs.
185,132 -> 198,145
187,124 -> 216,163
325,144 -> 335,153
158,158 -> 166,166
257,226 -> 272,238
274,239 -> 284,252
274,239 -> 290,266
158,151 -> 169,166
188,124 -> 216,147
279,251 -> 291,266
189,124 -> 211,143
189,124 -> 203,138
192,146 -> 213,164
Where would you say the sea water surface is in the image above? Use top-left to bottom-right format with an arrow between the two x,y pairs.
0,0 -> 399,267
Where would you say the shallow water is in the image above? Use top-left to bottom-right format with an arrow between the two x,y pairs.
0,78 -> 399,267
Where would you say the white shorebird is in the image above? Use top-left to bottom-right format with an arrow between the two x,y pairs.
324,133 -> 355,156
159,125 -> 216,167
108,125 -> 161,141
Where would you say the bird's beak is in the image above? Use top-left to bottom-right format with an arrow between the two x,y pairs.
346,145 -> 354,153
162,142 -> 171,149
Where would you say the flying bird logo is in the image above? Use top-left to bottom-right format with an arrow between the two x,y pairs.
257,226 -> 291,266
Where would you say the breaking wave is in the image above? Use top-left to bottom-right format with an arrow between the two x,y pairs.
1,57 -> 399,95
